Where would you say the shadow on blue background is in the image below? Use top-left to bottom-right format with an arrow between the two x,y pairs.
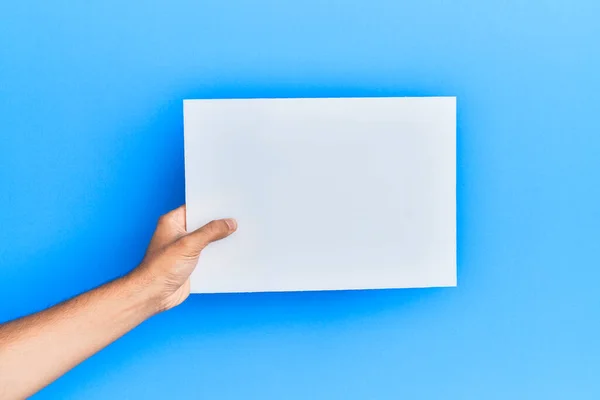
1,0 -> 600,398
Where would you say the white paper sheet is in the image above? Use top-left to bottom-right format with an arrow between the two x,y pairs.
184,97 -> 456,293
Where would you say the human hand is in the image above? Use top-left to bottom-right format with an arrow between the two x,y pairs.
128,205 -> 237,312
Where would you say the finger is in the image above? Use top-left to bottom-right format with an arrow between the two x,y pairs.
158,205 -> 187,231
147,205 -> 187,253
177,218 -> 237,257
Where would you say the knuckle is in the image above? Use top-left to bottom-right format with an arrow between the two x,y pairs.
158,210 -> 183,228
177,235 -> 205,257
204,220 -> 219,234
178,234 -> 195,249
206,219 -> 227,233
208,219 -> 220,229
157,213 -> 170,225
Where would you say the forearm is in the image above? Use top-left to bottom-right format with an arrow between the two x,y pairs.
0,274 -> 158,399
0,208 -> 235,399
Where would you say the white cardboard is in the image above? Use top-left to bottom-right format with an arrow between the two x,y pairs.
184,97 -> 456,293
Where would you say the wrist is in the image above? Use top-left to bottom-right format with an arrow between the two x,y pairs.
118,270 -> 165,317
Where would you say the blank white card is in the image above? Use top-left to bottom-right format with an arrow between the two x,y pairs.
184,97 -> 456,293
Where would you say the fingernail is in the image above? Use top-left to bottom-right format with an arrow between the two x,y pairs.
224,218 -> 237,231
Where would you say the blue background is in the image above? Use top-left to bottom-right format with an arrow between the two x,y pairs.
1,0 -> 599,398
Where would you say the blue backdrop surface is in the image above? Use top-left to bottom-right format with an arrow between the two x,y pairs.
1,1 -> 600,398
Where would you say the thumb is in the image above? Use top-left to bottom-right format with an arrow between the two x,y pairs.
176,218 -> 237,258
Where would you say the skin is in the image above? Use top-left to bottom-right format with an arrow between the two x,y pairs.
0,205 -> 237,399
